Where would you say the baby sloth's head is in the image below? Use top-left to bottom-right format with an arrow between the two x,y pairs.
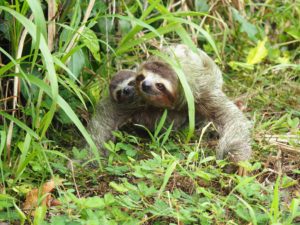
109,70 -> 137,104
136,61 -> 179,109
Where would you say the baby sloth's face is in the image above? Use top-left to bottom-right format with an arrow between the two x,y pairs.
136,61 -> 179,109
109,71 -> 137,104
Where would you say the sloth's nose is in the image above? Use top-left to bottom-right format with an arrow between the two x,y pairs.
142,81 -> 152,92
123,87 -> 130,95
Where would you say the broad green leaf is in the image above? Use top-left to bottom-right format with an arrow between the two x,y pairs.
286,27 -> 300,40
194,170 -> 214,181
231,7 -> 258,40
27,0 -> 46,72
80,27 -> 101,62
109,182 -> 129,193
195,0 -> 209,12
119,20 -> 131,35
68,48 -> 86,78
246,38 -> 268,65
83,197 -> 105,209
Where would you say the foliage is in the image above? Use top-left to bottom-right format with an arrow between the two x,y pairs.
0,0 -> 299,224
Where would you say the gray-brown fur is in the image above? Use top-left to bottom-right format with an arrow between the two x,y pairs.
87,70 -> 186,156
136,44 -> 252,162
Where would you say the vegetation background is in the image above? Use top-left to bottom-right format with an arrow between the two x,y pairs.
0,0 -> 299,224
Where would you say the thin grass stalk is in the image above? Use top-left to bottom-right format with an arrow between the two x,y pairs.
182,1 -> 197,43
48,0 -> 56,52
6,14 -> 33,164
64,0 -> 95,60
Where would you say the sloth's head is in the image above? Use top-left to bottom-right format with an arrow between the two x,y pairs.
109,70 -> 137,104
136,61 -> 179,109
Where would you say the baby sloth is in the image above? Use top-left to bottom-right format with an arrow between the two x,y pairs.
135,44 -> 252,164
87,70 -> 142,155
109,70 -> 137,104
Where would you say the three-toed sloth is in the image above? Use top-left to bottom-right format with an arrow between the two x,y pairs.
87,44 -> 252,164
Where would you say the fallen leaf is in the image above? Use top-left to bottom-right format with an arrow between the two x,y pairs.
23,178 -> 62,214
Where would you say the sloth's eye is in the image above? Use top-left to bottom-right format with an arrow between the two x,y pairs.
128,80 -> 136,86
136,74 -> 145,82
156,83 -> 165,91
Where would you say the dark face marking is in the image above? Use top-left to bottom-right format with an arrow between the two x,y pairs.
116,90 -> 122,102
155,83 -> 165,91
128,80 -> 136,86
109,70 -> 138,104
136,74 -> 145,82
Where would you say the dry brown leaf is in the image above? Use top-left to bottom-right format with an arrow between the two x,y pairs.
23,178 -> 62,214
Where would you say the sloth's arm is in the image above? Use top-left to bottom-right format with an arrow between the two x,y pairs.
197,90 -> 252,162
87,97 -> 127,155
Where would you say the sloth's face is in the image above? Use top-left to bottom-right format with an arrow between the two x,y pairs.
136,67 -> 178,109
110,71 -> 137,104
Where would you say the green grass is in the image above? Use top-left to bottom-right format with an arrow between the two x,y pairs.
0,0 -> 299,224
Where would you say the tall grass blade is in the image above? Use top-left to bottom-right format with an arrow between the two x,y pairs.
160,122 -> 174,147
15,134 -> 32,181
0,111 -> 39,139
26,0 -> 47,38
154,110 -> 168,138
158,160 -> 178,197
25,74 -> 102,169
284,199 -> 300,225
116,23 -> 178,55
152,51 -> 195,142
120,0 -> 162,46
0,6 -> 58,137
235,194 -> 257,225
270,174 -> 281,222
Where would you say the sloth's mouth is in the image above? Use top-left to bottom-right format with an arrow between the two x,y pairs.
141,90 -> 159,96
139,84 -> 158,96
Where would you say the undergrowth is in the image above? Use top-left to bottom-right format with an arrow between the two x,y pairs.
0,0 -> 299,224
